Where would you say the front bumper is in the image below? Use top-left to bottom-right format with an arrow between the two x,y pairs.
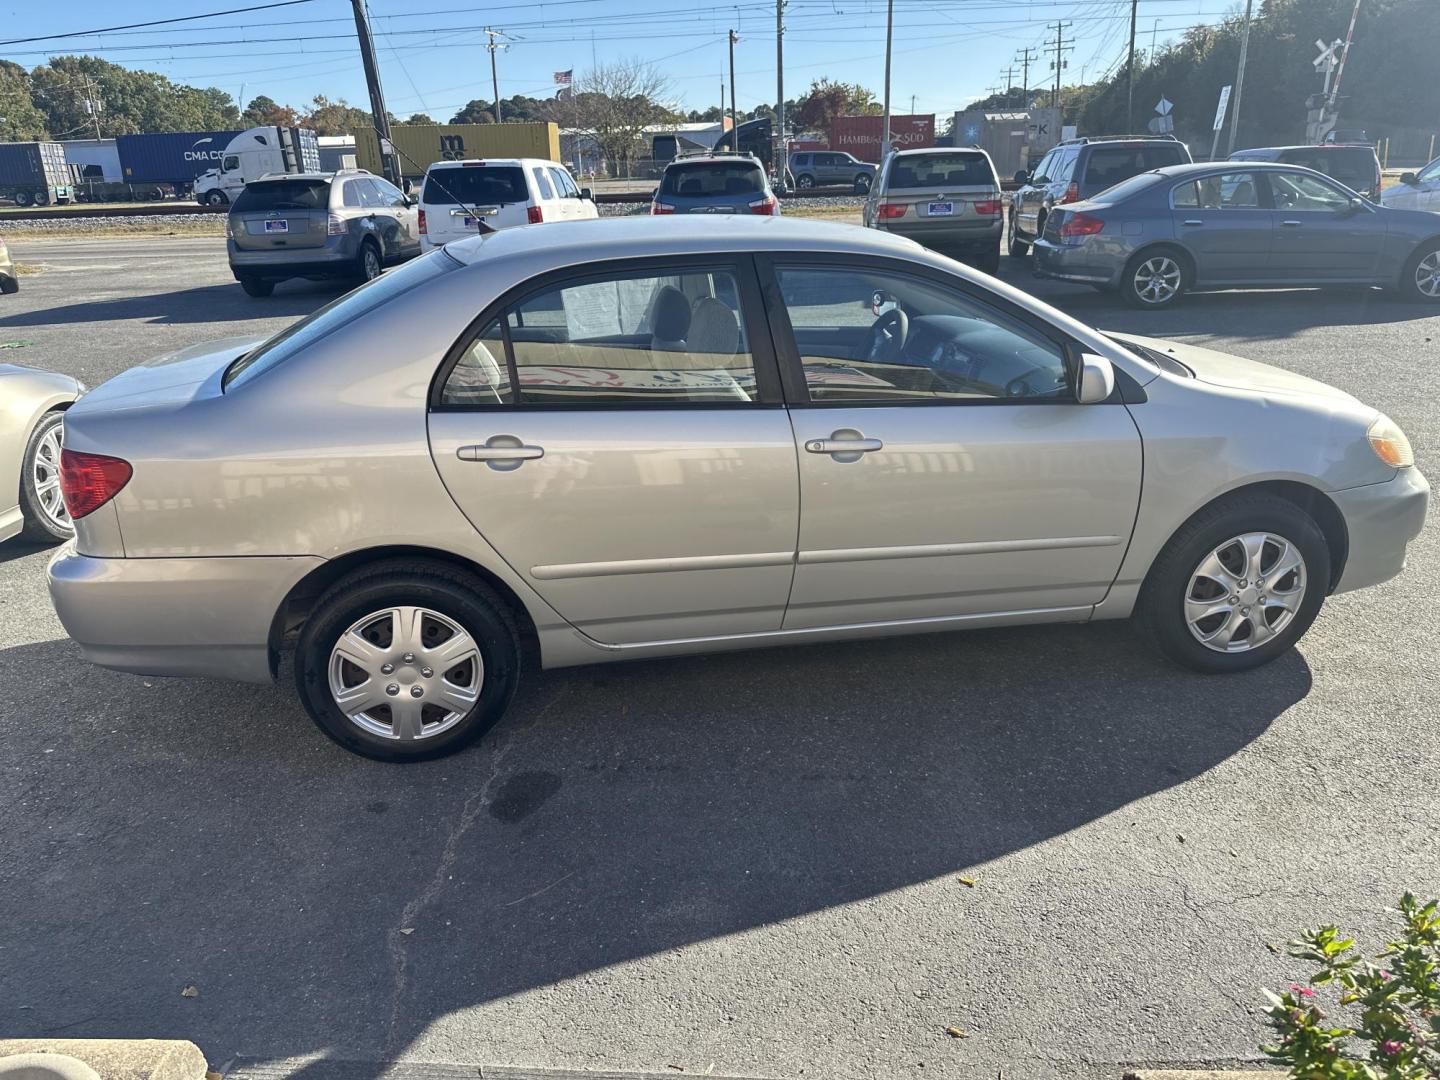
1330,468 -> 1429,594
228,235 -> 358,279
1033,238 -> 1121,286
47,545 -> 324,684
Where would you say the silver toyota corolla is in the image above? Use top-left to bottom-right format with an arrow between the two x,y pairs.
48,217 -> 1428,761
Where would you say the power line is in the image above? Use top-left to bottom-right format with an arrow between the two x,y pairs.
0,0 -> 318,47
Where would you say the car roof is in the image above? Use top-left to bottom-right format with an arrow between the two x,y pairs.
1147,160 -> 1333,179
890,146 -> 989,156
1234,144 -> 1376,154
427,158 -> 549,168
663,155 -> 762,167
248,171 -> 361,183
442,215 -> 918,267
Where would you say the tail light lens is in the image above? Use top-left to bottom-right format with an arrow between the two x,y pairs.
60,449 -> 132,520
418,208 -> 427,235
326,213 -> 346,236
651,202 -> 676,215
748,195 -> 779,215
1058,212 -> 1105,239
527,205 -> 544,224
877,202 -> 907,220
1060,182 -> 1080,204
973,199 -> 1002,216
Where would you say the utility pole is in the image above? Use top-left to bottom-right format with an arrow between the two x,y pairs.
484,28 -> 506,122
1044,22 -> 1072,110
1126,0 -> 1138,132
1225,0 -> 1254,155
350,0 -> 398,184
776,0 -> 785,189
728,29 -> 738,130
881,0 -> 894,159
1016,47 -> 1036,108
1001,65 -> 1017,106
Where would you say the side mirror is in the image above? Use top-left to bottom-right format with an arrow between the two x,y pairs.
1077,353 -> 1115,404
579,186 -> 594,200
1400,172 -> 1419,186
1013,169 -> 1030,185
1347,195 -> 1367,214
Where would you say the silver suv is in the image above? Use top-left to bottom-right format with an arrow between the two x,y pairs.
864,147 -> 1003,273
227,169 -> 421,297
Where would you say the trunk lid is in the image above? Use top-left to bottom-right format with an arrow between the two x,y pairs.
422,163 -> 533,242
66,336 -> 260,417
228,177 -> 332,251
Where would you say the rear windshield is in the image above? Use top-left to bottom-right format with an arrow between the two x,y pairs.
233,179 -> 330,212
660,163 -> 765,197
223,250 -> 459,390
423,166 -> 528,205
1278,148 -> 1378,191
1083,145 -> 1188,188
888,154 -> 994,188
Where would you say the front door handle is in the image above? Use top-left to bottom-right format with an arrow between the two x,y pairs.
1182,219 -> 1203,226
1281,219 -> 1303,226
805,429 -> 883,463
457,436 -> 545,471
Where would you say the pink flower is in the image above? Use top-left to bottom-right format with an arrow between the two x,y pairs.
1379,970 -> 1392,980
1290,983 -> 1317,998
1382,1040 -> 1403,1056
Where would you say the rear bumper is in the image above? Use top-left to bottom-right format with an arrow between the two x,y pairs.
228,236 -> 358,279
873,218 -> 1002,250
47,545 -> 324,684
1033,238 -> 1121,286
1330,468 -> 1429,594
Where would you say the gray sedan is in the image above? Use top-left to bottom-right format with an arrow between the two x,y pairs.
48,217 -> 1427,761
2,363 -> 82,544
1034,161 -> 1440,307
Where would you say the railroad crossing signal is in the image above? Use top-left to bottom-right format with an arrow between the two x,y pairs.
1313,38 -> 1341,71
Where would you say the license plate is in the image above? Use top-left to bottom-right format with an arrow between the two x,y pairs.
463,216 -> 478,228
263,219 -> 289,233
927,201 -> 955,216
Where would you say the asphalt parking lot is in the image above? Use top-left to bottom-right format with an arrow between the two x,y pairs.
1,234 -> 1437,1080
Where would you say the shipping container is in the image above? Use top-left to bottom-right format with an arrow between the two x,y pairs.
115,131 -> 243,184
356,123 -> 561,181
829,114 -> 935,163
62,138 -> 121,182
0,141 -> 73,205
950,108 -> 1063,177
318,135 -> 357,173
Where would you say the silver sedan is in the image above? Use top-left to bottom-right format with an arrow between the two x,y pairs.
2,363 -> 81,545
48,217 -> 1428,761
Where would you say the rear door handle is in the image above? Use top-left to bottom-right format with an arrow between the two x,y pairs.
457,437 -> 545,471
1281,219 -> 1303,226
1182,219 -> 1203,226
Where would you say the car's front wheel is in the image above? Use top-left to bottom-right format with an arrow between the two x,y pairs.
18,410 -> 73,543
1121,247 -> 1188,308
1007,209 -> 1029,257
204,190 -> 229,206
295,561 -> 521,761
1137,493 -> 1330,674
1399,241 -> 1440,302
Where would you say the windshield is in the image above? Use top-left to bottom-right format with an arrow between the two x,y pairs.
223,250 -> 460,390
423,166 -> 528,205
888,154 -> 994,188
660,162 -> 765,197
232,179 -> 330,212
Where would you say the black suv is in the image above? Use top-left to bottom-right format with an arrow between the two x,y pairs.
1008,135 -> 1193,256
1228,144 -> 1382,200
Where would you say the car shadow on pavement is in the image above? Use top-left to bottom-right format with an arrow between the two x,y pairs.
0,621 -> 1311,1077
0,280 -> 345,328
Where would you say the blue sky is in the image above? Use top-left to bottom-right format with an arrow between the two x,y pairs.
0,0 -> 1242,121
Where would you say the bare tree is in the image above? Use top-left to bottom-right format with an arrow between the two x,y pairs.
571,59 -> 677,175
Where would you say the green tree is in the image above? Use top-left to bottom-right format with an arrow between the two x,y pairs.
241,95 -> 298,127
793,78 -> 881,133
0,60 -> 48,139
301,94 -> 370,136
450,99 -> 495,124
394,112 -> 436,125
29,56 -> 236,136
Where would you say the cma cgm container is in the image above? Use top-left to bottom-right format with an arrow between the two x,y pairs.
115,131 -> 242,186
829,114 -> 935,163
0,141 -> 73,206
356,123 -> 561,182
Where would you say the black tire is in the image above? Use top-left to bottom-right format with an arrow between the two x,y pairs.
32,190 -> 49,207
1397,240 -> 1440,303
853,175 -> 872,195
1136,492 -> 1330,674
974,250 -> 1001,276
1120,245 -> 1189,309
204,190 -> 229,207
18,411 -> 73,544
356,239 -> 382,283
14,190 -> 32,208
0,273 -> 17,295
796,174 -> 815,190
1007,211 -> 1029,257
239,276 -> 275,297
294,560 -> 522,762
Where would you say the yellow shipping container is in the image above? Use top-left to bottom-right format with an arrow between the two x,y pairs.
356,123 -> 561,180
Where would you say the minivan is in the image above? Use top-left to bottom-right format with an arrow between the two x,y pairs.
418,158 -> 597,250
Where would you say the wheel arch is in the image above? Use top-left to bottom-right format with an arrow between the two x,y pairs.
268,544 -> 541,678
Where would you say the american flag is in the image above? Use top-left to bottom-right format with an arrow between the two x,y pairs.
554,69 -> 573,85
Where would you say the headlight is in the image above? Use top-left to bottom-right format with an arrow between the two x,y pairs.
1367,413 -> 1414,469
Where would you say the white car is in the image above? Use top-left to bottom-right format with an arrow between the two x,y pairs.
1382,156 -> 1440,213
418,158 -> 599,250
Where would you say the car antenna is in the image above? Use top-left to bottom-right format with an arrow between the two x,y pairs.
387,142 -> 496,235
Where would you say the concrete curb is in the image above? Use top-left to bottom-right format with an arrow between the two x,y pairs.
0,1042 -> 208,1080
1123,1072 -> 1280,1079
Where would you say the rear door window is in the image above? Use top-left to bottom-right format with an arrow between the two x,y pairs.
660,163 -> 765,197
550,167 -> 579,197
233,179 -> 331,212
887,154 -> 994,188
423,166 -> 528,205
1082,144 -> 1187,189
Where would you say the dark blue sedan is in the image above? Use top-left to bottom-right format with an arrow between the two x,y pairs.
1033,161 -> 1440,308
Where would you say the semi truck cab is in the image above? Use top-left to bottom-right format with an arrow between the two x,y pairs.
194,126 -> 321,206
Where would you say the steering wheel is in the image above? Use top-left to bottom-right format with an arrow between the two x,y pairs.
866,307 -> 909,362
1005,365 -> 1061,398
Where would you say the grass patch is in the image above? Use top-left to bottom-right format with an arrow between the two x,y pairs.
14,263 -> 43,275
1,219 -> 226,240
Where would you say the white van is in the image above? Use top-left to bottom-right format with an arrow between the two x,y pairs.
418,158 -> 598,250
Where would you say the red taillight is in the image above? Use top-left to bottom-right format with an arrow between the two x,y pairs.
1058,212 -> 1105,238
1060,182 -> 1080,204
973,199 -> 1002,216
418,208 -> 427,235
877,202 -> 907,220
60,449 -> 132,520
651,202 -> 676,215
748,195 -> 778,215
527,205 -> 543,224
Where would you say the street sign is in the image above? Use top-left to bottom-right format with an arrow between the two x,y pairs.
1313,38 -> 1340,71
1212,85 -> 1232,132
1155,96 -> 1174,116
1147,115 -> 1174,134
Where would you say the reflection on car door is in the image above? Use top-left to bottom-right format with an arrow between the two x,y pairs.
1265,169 -> 1385,280
1171,172 -> 1276,284
760,258 -> 1142,628
372,177 -> 420,256
428,260 -> 799,645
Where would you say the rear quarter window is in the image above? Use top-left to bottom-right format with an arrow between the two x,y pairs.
423,166 -> 528,205
233,179 -> 331,211
1083,144 -> 1188,188
660,163 -> 765,197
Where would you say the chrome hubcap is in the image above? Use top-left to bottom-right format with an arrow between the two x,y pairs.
32,421 -> 69,531
1185,532 -> 1307,653
1415,251 -> 1440,298
364,249 -> 380,278
1134,256 -> 1181,304
327,606 -> 482,741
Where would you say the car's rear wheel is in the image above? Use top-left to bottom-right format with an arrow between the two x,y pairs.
796,174 -> 815,190
295,561 -> 521,762
19,411 -> 73,543
974,250 -> 1001,276
1137,493 -> 1329,674
357,240 -> 382,283
239,276 -> 275,297
853,175 -> 871,194
1121,247 -> 1188,308
204,190 -> 228,207
1399,241 -> 1440,302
